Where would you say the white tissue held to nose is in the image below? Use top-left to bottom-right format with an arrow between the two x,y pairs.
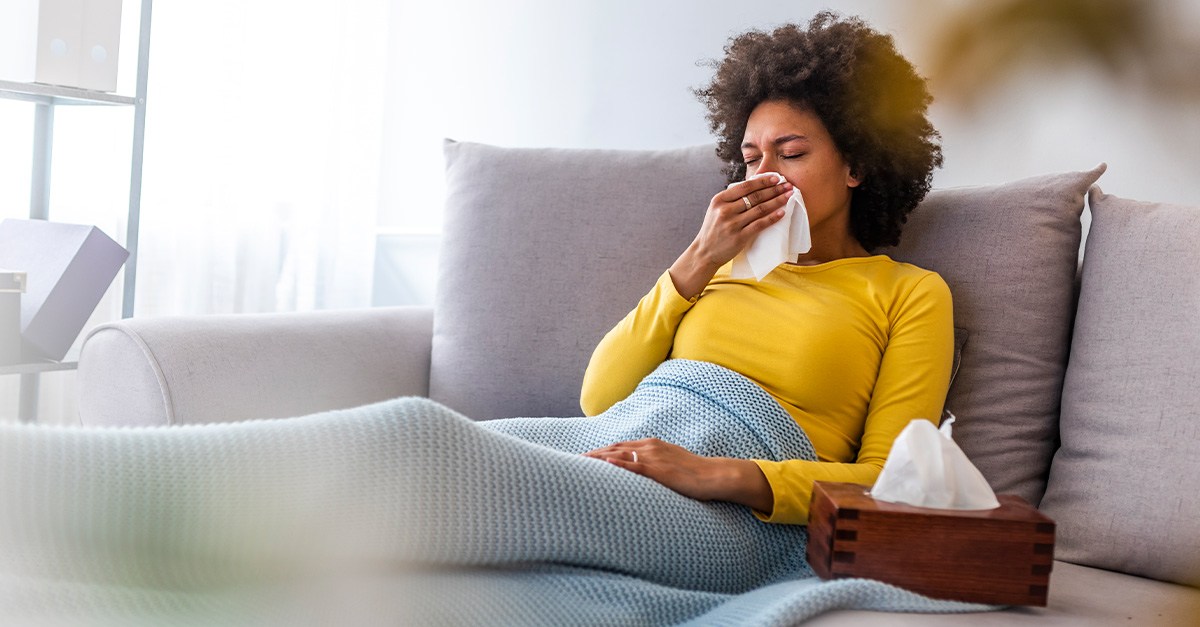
729,172 -> 812,281
870,414 -> 1001,510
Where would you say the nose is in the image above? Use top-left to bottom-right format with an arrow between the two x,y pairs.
758,152 -> 779,174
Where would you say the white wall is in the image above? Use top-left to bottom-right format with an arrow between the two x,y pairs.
382,0 -> 899,232
379,0 -> 1200,230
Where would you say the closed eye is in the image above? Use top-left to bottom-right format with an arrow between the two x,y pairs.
781,153 -> 805,160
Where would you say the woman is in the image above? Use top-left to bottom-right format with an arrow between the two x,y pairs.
0,16 -> 978,624
582,12 -> 952,525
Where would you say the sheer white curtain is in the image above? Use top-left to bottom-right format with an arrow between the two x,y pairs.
137,0 -> 388,316
0,0 -> 388,423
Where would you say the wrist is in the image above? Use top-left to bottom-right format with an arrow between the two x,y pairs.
686,238 -> 725,274
704,458 -> 774,513
669,242 -> 721,300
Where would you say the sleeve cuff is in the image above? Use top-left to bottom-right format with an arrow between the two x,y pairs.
657,270 -> 701,306
751,459 -> 815,525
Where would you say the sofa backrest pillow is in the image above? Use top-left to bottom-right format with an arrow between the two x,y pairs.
1038,188 -> 1200,587
884,165 -> 1106,505
431,140 -> 722,420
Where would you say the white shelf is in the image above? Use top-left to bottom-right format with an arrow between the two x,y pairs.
0,360 -> 78,376
0,80 -> 137,107
1,0 -> 153,423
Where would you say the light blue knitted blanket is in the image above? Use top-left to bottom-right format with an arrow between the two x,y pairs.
0,359 -> 992,626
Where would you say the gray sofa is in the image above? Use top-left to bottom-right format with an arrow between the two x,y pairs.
73,141 -> 1200,624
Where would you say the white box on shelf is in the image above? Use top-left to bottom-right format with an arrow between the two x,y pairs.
0,0 -> 123,92
0,270 -> 27,365
0,219 -> 128,362
0,0 -> 40,83
74,0 -> 122,91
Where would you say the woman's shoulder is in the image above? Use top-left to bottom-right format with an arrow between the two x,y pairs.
823,254 -> 944,284
873,255 -> 946,283
841,256 -> 952,310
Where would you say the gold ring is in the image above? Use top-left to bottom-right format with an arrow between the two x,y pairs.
632,451 -> 639,463
742,196 -> 753,210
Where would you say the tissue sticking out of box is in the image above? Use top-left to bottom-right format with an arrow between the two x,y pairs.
870,414 -> 1000,510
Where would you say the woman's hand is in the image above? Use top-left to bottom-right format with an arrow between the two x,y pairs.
583,438 -> 775,514
669,175 -> 794,299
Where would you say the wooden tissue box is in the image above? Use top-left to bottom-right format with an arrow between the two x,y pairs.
807,481 -> 1056,607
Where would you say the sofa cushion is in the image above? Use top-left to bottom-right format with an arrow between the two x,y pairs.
1038,189 -> 1200,587
802,561 -> 1200,626
431,140 -> 724,419
884,165 -> 1106,506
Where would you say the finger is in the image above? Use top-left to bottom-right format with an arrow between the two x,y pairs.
716,174 -> 785,205
718,181 -> 791,220
605,458 -> 633,470
603,457 -> 645,475
736,173 -> 785,196
733,193 -> 790,229
582,448 -> 615,459
740,180 -> 793,211
740,204 -> 788,235
584,442 -> 635,459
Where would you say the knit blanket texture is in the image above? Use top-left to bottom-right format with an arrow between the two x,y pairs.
0,359 -> 992,626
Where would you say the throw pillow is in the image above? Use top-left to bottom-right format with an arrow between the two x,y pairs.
1038,188 -> 1200,587
884,164 -> 1106,506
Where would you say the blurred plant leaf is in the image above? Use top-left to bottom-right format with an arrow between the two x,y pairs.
924,0 -> 1200,107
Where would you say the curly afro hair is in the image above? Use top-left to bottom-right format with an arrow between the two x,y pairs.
695,12 -> 942,251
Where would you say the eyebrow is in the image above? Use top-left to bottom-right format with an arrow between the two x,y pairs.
741,134 -> 810,150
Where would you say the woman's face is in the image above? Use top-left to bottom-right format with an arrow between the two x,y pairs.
740,100 -> 860,233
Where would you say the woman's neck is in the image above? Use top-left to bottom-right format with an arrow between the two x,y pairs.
789,222 -> 871,266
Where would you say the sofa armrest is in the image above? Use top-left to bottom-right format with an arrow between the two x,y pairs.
77,306 -> 434,427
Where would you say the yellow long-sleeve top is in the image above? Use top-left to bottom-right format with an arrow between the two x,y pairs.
580,255 -> 954,525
